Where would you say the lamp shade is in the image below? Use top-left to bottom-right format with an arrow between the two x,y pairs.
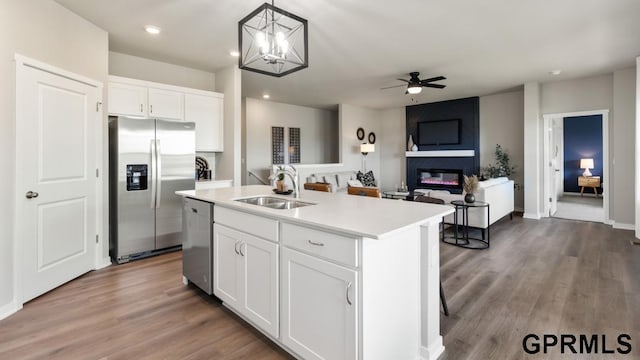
580,158 -> 594,169
360,143 -> 375,154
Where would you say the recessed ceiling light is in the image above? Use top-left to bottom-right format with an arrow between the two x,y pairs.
144,25 -> 161,35
229,50 -> 240,57
549,70 -> 562,76
263,94 -> 270,99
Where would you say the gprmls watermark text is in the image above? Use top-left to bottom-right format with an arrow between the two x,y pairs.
523,334 -> 632,355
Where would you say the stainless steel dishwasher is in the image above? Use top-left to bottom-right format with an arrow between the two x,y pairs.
182,197 -> 213,294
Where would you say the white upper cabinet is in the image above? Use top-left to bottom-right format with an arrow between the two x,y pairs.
148,87 -> 184,121
185,93 -> 224,152
108,76 -> 224,151
108,82 -> 147,117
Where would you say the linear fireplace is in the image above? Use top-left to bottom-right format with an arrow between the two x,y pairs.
416,168 -> 463,192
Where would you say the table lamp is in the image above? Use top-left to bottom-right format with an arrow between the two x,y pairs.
580,158 -> 594,177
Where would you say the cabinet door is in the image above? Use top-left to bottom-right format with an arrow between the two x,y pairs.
108,82 -> 147,117
148,87 -> 184,121
213,224 -> 242,309
242,234 -> 279,338
281,248 -> 358,360
185,93 -> 224,152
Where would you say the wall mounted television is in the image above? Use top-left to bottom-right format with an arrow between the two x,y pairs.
417,119 -> 460,146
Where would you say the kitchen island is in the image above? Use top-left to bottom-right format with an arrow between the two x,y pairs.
177,185 -> 453,360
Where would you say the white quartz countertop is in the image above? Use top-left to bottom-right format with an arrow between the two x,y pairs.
176,185 -> 453,240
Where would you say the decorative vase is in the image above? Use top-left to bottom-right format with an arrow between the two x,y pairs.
276,180 -> 285,192
411,144 -> 418,152
464,193 -> 475,203
407,135 -> 414,151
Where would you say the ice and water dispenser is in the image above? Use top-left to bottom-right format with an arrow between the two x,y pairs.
126,164 -> 148,191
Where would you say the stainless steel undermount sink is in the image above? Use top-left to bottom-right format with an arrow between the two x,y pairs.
234,196 -> 315,210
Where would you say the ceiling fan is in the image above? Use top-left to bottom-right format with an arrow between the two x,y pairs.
381,72 -> 447,94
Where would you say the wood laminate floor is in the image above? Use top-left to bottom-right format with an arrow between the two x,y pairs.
0,216 -> 638,359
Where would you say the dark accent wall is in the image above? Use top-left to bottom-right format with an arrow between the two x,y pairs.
406,96 -> 480,156
563,115 -> 603,193
406,97 -> 480,193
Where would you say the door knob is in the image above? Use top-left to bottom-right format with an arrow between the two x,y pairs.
25,191 -> 39,199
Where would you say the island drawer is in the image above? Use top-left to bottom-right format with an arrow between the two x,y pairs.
215,207 -> 278,242
281,223 -> 358,267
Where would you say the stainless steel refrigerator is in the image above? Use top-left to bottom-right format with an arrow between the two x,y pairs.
109,116 -> 195,264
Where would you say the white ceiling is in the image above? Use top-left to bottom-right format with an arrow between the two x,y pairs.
55,0 -> 640,109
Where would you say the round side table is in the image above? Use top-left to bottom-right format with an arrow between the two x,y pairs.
444,200 -> 490,249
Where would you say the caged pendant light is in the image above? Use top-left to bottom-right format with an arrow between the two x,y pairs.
238,0 -> 308,77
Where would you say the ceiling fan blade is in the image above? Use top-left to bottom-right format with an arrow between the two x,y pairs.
380,84 -> 407,90
423,83 -> 446,89
421,76 -> 446,83
396,78 -> 410,83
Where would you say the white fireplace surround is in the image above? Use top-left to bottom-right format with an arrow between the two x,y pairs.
406,150 -> 475,157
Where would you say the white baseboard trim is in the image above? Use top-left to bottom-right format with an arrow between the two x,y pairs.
562,192 -> 583,197
522,212 -> 541,220
420,337 -> 445,360
95,257 -> 112,270
612,222 -> 635,230
0,299 -> 22,321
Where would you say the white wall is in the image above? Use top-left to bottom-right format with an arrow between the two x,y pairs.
0,0 -> 108,317
244,98 -> 339,182
215,65 -> 242,185
613,67 -> 636,227
541,74 -> 614,114
636,57 -> 640,237
523,82 -> 542,218
378,107 -> 406,191
480,90 -> 525,210
339,104 -> 382,182
109,51 -> 215,91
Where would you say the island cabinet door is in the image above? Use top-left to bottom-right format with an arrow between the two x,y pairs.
281,247 -> 358,360
213,224 -> 243,309
242,234 -> 279,338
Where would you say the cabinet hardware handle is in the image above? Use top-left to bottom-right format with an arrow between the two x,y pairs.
150,104 -> 153,113
25,191 -> 39,199
140,104 -> 143,113
307,240 -> 324,247
191,208 -> 198,213
234,241 -> 240,255
239,243 -> 245,256
346,282 -> 352,305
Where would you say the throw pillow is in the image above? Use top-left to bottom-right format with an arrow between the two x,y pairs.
347,179 -> 363,187
357,170 -> 376,187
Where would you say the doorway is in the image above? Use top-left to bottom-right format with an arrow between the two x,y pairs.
543,110 -> 609,223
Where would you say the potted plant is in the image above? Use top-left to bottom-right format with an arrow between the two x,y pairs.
275,166 -> 286,192
462,175 -> 479,203
481,144 -> 515,179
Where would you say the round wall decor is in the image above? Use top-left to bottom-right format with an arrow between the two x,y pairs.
368,132 -> 376,144
356,127 -> 365,140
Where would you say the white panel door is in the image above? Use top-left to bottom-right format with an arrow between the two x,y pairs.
108,82 -> 147,117
16,62 -> 98,303
148,87 -> 184,121
185,93 -> 223,152
242,234 -> 279,338
281,248 -> 358,360
213,224 -> 242,309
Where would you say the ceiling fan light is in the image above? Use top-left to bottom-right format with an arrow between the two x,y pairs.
407,84 -> 422,94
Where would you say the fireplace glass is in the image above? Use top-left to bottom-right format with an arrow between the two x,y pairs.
417,169 -> 463,192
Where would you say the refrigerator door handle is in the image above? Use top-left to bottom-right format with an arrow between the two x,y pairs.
150,139 -> 157,209
156,139 -> 162,208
